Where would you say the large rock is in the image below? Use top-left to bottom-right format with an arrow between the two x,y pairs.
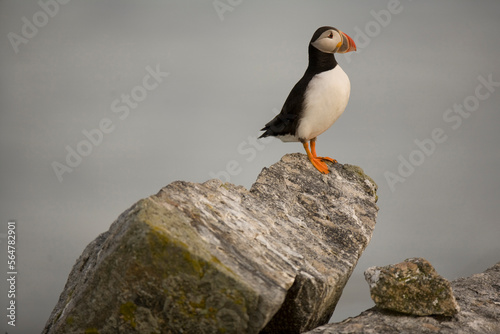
364,257 -> 460,316
43,153 -> 378,334
305,262 -> 500,334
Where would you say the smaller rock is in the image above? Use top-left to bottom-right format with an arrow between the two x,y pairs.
364,257 -> 460,316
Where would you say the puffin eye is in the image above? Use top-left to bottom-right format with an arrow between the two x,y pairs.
328,32 -> 333,39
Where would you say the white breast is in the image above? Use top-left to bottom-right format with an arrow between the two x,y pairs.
296,65 -> 350,141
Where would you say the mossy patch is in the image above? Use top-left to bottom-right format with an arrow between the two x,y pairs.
343,164 -> 378,201
120,301 -> 137,328
66,316 -> 74,325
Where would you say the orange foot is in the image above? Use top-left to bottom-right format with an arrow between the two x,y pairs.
308,156 -> 330,174
303,141 -> 334,174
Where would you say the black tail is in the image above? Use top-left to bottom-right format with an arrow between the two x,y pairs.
259,113 -> 296,138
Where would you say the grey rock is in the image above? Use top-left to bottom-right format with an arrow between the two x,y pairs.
364,257 -> 460,316
42,153 -> 378,334
305,262 -> 500,334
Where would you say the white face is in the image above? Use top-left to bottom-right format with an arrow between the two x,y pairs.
311,29 -> 342,54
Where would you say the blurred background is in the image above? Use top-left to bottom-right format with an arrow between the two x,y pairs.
1,0 -> 499,332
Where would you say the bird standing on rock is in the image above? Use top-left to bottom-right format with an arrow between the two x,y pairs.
259,26 -> 357,174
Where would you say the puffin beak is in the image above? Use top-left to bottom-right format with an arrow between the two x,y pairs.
337,31 -> 357,53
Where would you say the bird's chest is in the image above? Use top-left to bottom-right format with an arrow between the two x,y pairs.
297,66 -> 351,140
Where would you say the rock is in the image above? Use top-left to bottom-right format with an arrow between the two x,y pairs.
364,257 -> 460,316
305,262 -> 500,334
42,153 -> 378,334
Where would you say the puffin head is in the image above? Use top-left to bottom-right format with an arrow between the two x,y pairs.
310,26 -> 356,54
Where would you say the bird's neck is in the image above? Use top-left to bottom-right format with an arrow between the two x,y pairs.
307,45 -> 338,74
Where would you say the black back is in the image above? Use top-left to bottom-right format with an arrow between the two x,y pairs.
259,26 -> 339,140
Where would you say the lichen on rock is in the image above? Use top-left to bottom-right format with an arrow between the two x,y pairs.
364,257 -> 460,316
305,262 -> 500,334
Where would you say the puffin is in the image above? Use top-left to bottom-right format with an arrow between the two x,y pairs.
259,26 -> 357,174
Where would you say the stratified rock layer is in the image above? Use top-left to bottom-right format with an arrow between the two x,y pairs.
364,257 -> 460,316
43,154 -> 378,334
306,262 -> 500,334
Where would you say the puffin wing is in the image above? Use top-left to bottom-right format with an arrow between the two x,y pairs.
259,75 -> 311,139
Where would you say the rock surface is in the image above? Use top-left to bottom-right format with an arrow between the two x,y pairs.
305,262 -> 500,334
364,257 -> 460,316
42,153 -> 378,334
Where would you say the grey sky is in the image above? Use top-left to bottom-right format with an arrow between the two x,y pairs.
1,0 -> 500,332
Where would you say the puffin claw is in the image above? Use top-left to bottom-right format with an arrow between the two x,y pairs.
318,156 -> 337,164
309,157 -> 330,174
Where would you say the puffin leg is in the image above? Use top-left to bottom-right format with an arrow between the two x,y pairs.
303,141 -> 330,174
311,138 -> 337,164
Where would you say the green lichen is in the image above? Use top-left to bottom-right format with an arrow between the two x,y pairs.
189,297 -> 206,310
120,301 -> 137,328
343,164 -> 378,201
183,251 -> 205,278
143,207 -> 236,280
66,316 -> 74,325
84,328 -> 99,334
117,199 -> 257,331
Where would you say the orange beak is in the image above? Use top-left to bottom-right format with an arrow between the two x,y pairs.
337,31 -> 357,53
